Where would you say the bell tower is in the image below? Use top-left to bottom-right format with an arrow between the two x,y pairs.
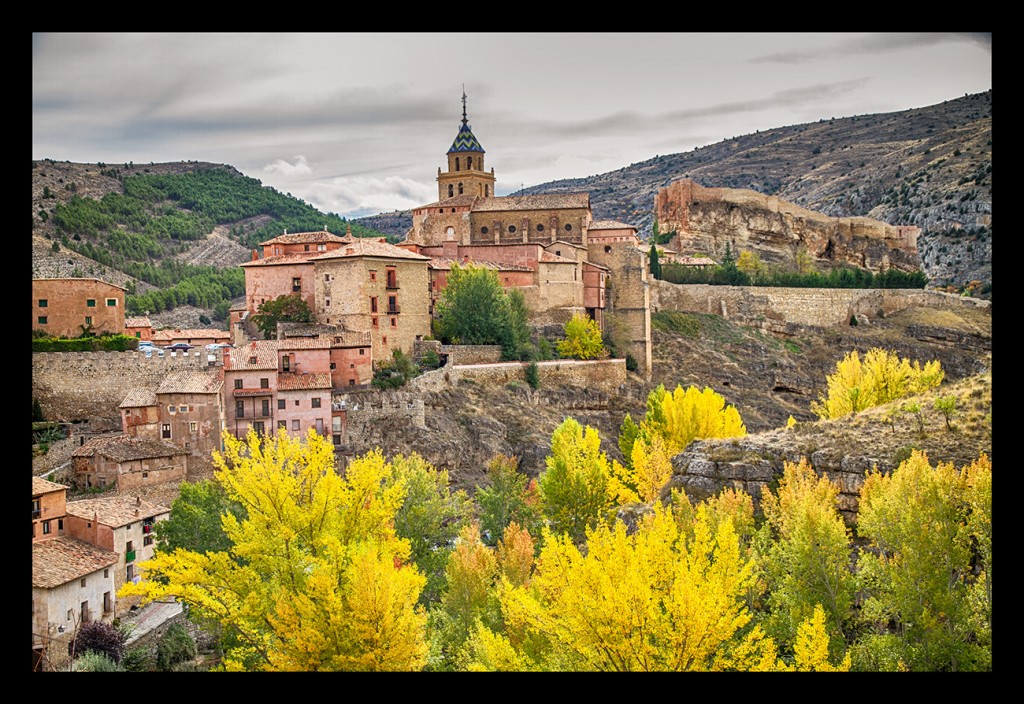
437,89 -> 496,201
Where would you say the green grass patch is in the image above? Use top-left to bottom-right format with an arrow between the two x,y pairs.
651,311 -> 701,337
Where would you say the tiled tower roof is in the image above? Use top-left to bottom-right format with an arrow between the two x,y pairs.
448,90 -> 484,154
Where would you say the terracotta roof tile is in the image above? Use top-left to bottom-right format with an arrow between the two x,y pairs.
151,328 -> 230,341
156,370 -> 223,395
119,388 -> 158,408
472,193 -> 590,212
65,495 -> 170,528
33,476 -> 67,496
260,231 -> 348,246
278,338 -> 332,350
124,316 -> 152,328
415,195 -> 480,209
313,238 -> 431,262
33,537 -> 118,589
277,372 -> 332,391
240,252 -> 319,267
331,330 -> 372,348
227,341 -> 280,370
72,435 -> 189,461
589,220 -> 637,230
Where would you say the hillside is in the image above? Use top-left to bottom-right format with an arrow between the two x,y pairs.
357,91 -> 992,294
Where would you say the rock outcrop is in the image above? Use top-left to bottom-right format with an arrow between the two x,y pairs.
655,179 -> 921,273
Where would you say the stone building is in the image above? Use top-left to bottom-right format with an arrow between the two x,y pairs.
124,315 -> 153,341
64,495 -> 170,616
32,278 -> 126,339
150,328 -> 232,348
32,476 -> 68,542
71,434 -> 190,491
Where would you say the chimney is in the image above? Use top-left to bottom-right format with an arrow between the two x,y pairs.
252,249 -> 259,262
134,508 -> 140,517
136,496 -> 142,507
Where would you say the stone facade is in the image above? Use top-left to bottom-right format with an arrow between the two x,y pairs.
33,278 -> 126,338
410,358 -> 627,394
32,476 -> 68,542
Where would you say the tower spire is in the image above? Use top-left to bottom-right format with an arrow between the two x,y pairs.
461,85 -> 468,126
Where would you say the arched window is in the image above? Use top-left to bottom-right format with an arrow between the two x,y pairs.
458,183 -> 464,195
455,157 -> 460,171
485,186 -> 489,196
448,184 -> 453,198
467,156 -> 473,169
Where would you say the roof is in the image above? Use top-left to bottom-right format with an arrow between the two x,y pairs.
676,256 -> 717,266
448,121 -> 485,153
471,193 -> 590,212
119,388 -> 158,409
33,278 -> 127,291
227,340 -> 280,370
539,252 -> 577,264
312,238 -> 430,262
589,220 -> 637,231
65,495 -> 170,528
156,369 -> 223,395
33,476 -> 67,497
414,195 -> 479,210
545,240 -> 588,251
429,257 -> 534,273
277,372 -> 332,391
72,435 -> 190,462
260,231 -> 348,246
124,316 -> 152,328
33,537 -> 118,589
240,252 -> 320,268
583,260 -> 611,272
233,389 -> 275,397
279,322 -> 343,338
331,330 -> 372,348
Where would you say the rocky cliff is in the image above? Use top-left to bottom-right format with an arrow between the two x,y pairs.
655,179 -> 921,273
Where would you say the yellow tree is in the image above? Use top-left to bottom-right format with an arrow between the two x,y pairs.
119,429 -> 429,671
811,348 -> 944,419
631,384 -> 746,458
556,312 -> 605,360
609,434 -> 674,505
472,504 -> 783,671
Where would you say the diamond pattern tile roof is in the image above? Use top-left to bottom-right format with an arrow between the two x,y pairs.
448,122 -> 485,153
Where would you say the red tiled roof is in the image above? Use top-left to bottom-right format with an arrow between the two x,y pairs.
33,537 -> 118,589
277,372 -> 332,391
589,220 -> 637,230
156,370 -> 223,395
471,193 -> 589,212
33,476 -> 67,497
240,252 -> 319,267
124,316 -> 152,328
151,328 -> 230,341
414,195 -> 480,210
312,238 -> 431,262
227,341 -> 280,370
119,388 -> 158,408
277,337 -> 333,350
65,495 -> 170,528
72,435 -> 189,461
260,231 -> 348,246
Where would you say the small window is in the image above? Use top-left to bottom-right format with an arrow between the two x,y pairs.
43,521 -> 51,535
295,400 -> 299,406
481,226 -> 488,235
278,399 -> 286,410
106,298 -> 117,306
348,379 -> 355,386
303,245 -> 310,252
189,421 -> 197,433
349,363 -> 354,369
330,362 -> 336,370
260,378 -> 269,389
565,224 -> 573,231
234,379 -> 243,389
312,398 -> 321,409
85,316 -> 93,325
37,316 -> 47,325
382,336 -> 388,346
87,299 -> 96,307
370,297 -> 378,313
537,224 -> 545,232
80,577 -> 86,587
168,405 -> 176,414
369,271 -> 377,282
318,243 -> 326,251
179,405 -> 188,413
555,250 -> 561,256
372,317 -> 378,328
142,471 -> 149,479
359,348 -> 365,355
252,421 -> 265,435
604,246 -> 612,253
162,424 -> 171,439
508,225 -> 517,233
325,299 -> 330,307
292,420 -> 300,431
261,399 -> 270,416
324,274 -> 331,282
143,535 -> 153,547
278,420 -> 287,429
38,299 -> 47,308
104,569 -> 109,579
236,400 -> 245,418
391,317 -> 397,328
292,278 -> 301,292
67,609 -> 74,622
448,184 -> 454,197
458,182 -> 464,194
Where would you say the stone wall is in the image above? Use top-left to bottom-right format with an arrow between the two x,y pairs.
587,242 -> 652,378
651,280 -> 991,332
410,358 -> 627,394
32,350 -> 215,424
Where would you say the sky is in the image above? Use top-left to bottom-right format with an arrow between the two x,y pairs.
32,33 -> 992,220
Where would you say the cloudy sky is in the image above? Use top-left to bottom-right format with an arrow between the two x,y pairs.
33,33 -> 991,219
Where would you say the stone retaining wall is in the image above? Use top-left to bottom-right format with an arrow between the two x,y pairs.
410,358 -> 627,393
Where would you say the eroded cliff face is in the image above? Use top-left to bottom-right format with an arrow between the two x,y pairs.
655,179 -> 921,273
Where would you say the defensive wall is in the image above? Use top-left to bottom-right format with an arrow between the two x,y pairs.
32,350 -> 217,425
409,358 -> 627,394
650,281 -> 991,332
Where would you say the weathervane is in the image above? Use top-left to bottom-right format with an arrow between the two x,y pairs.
461,85 -> 468,126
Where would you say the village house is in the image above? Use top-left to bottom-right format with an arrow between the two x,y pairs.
71,434 -> 191,491
150,327 -> 232,348
32,278 -> 126,339
33,476 -> 68,541
124,315 -> 153,341
64,495 -> 170,616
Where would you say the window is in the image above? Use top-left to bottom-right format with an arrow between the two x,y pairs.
565,224 -> 573,231
162,424 -> 170,439
106,298 -> 117,306
260,378 -> 269,389
372,317 -> 378,328
315,418 -> 324,434
292,420 -> 300,431
104,569 -> 109,578
311,397 -> 321,408
388,295 -> 398,313
58,519 -> 63,532
317,243 -> 326,251
481,226 -> 488,234
391,317 -> 397,328
604,246 -> 612,253
537,224 -> 545,232
126,564 -> 134,581
330,362 -> 336,370
261,399 -> 270,417
455,157 -> 460,171
278,420 -> 287,430
348,379 -> 355,386
324,274 -> 331,282
382,336 -> 388,346
282,356 -> 291,372
508,225 -> 516,233
142,471 -> 148,479
448,184 -> 454,198
85,316 -> 93,325
369,271 -> 377,282
143,535 -> 154,547
278,399 -> 286,410
295,400 -> 299,406
234,379 -> 242,389
81,577 -> 87,587
292,277 -> 301,292
236,401 -> 244,418
555,250 -> 561,256
303,245 -> 310,252
359,348 -> 365,355
67,610 -> 74,622
386,268 -> 397,288
81,601 -> 90,624
168,405 -> 176,414
189,421 -> 197,433
485,185 -> 489,196
179,405 -> 188,413
104,592 -> 112,613
37,316 -> 47,325
43,520 -> 51,535
458,182 -> 464,194
87,299 -> 96,307
370,297 -> 378,313
467,156 -> 473,169
325,299 -> 330,307
38,299 -> 47,307
32,498 -> 40,518
252,421 -> 265,435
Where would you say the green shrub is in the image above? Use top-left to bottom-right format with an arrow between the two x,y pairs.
625,354 -> 638,372
121,646 -> 154,672
72,650 -> 124,672
74,621 -> 126,664
156,622 -> 196,671
525,361 -> 540,389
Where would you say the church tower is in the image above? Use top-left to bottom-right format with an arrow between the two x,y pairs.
437,90 -> 496,201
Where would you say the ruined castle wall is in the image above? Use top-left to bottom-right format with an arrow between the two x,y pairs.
32,350 -> 214,424
651,281 -> 991,329
410,358 -> 627,394
587,243 -> 652,378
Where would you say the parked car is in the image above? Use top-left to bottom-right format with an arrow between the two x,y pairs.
205,343 -> 233,350
137,340 -> 155,347
164,343 -> 194,351
143,347 -> 165,357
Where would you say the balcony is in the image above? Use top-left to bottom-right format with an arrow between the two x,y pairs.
125,550 -> 136,563
32,510 -> 41,519
387,306 -> 401,315
143,524 -> 152,534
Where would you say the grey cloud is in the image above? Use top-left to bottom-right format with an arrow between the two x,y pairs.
752,33 -> 991,64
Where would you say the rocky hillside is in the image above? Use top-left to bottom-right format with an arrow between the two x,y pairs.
357,91 -> 992,294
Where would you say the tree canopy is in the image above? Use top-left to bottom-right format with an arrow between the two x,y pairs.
432,263 -> 529,360
251,294 -> 314,339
